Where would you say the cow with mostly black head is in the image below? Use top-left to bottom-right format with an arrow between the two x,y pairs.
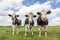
8,13 -> 21,35
37,10 -> 51,37
24,12 -> 36,36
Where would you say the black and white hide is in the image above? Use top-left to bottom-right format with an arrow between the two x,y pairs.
8,13 -> 21,35
24,13 -> 36,36
37,10 -> 51,37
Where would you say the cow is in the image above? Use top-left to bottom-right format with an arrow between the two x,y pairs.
8,13 -> 21,35
24,12 -> 36,36
37,10 -> 51,37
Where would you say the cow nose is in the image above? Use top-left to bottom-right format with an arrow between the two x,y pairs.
43,18 -> 45,20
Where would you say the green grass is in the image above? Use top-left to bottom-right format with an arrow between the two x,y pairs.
0,26 -> 60,40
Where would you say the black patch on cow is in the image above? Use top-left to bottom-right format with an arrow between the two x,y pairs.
37,16 -> 48,27
12,18 -> 21,26
25,18 -> 34,26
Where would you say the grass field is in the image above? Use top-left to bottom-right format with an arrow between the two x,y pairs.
0,26 -> 60,40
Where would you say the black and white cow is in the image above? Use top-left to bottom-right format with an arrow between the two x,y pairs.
8,13 -> 21,35
24,12 -> 36,36
37,10 -> 51,37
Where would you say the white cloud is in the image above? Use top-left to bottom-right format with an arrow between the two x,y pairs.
0,10 -> 15,26
0,16 -> 12,26
47,0 -> 60,4
0,10 -> 14,16
49,17 -> 60,26
54,0 -> 60,4
47,8 -> 60,18
0,0 -> 24,9
47,8 -> 60,26
0,0 -> 24,26
17,1 -> 51,15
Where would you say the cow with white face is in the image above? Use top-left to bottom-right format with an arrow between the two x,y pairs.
37,10 -> 51,37
24,12 -> 36,36
8,13 -> 21,35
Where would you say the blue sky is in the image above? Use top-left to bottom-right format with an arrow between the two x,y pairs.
0,0 -> 60,26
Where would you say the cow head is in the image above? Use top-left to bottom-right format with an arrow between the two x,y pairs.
37,10 -> 51,21
25,12 -> 36,23
8,13 -> 19,23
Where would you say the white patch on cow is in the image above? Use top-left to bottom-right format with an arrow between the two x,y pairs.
25,24 -> 29,36
38,25 -> 41,37
12,25 -> 15,35
41,10 -> 47,21
28,13 -> 33,23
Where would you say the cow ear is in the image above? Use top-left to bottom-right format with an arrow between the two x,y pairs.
47,11 -> 51,14
16,15 -> 19,17
37,12 -> 41,15
25,15 -> 28,17
8,14 -> 12,17
33,15 -> 36,17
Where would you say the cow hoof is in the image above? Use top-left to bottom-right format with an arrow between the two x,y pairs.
25,35 -> 26,36
45,33 -> 47,37
25,34 -> 26,36
32,32 -> 33,35
39,34 -> 41,37
12,33 -> 14,36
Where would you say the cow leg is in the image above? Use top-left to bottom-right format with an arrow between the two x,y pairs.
44,25 -> 47,37
12,25 -> 15,35
38,25 -> 41,37
31,26 -> 33,35
16,26 -> 20,35
31,28 -> 33,35
28,24 -> 30,32
25,25 -> 28,36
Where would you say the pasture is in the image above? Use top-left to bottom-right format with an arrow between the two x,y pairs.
0,26 -> 60,40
